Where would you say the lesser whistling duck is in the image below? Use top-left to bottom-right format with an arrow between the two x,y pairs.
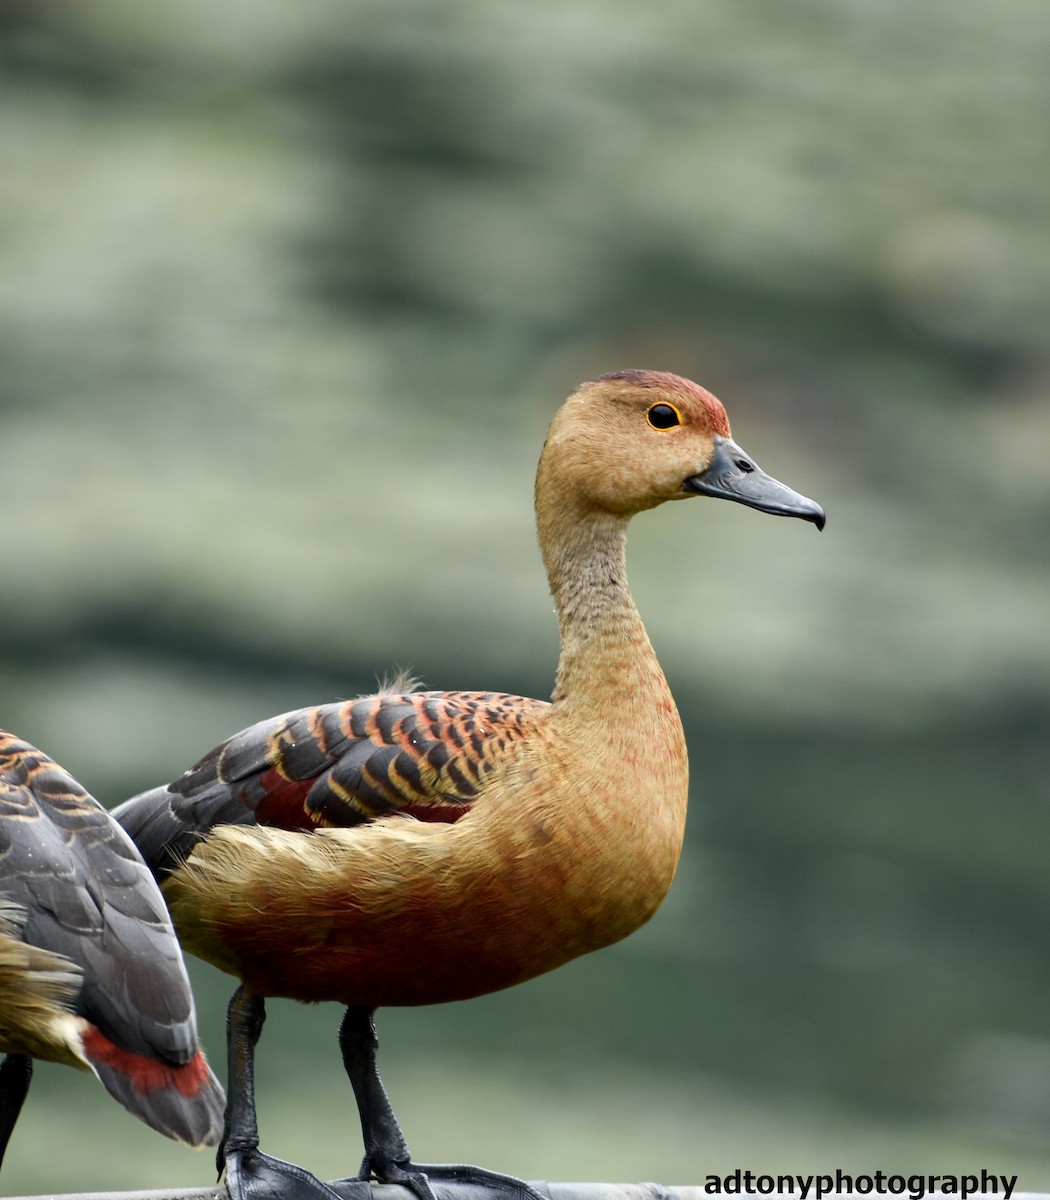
114,370 -> 824,1200
0,729 -> 225,1167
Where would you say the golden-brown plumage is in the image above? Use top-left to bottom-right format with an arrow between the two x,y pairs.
0,905 -> 83,1068
114,369 -> 824,1200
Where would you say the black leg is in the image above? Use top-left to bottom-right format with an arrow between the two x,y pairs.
339,1006 -> 546,1200
0,1055 -> 32,1170
220,986 -> 342,1200
339,1006 -> 418,1188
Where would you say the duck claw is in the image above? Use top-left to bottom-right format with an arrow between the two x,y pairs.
414,1163 -> 548,1200
347,1159 -> 547,1200
224,1146 -> 344,1200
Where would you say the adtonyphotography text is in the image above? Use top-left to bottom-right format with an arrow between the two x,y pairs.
703,1170 -> 1018,1200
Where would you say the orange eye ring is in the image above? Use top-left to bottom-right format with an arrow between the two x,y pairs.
646,402 -> 682,430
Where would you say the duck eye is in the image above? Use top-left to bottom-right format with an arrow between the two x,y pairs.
646,402 -> 682,431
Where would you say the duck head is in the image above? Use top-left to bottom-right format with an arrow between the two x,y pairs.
540,369 -> 825,529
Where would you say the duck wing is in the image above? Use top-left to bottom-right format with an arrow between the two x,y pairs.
114,688 -> 546,879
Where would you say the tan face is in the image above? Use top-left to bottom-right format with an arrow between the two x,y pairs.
540,370 -> 825,529
540,371 -> 731,517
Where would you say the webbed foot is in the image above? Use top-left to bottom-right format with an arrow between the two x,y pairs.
356,1158 -> 548,1200
224,1146 -> 344,1200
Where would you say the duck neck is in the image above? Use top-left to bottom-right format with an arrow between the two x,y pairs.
538,497 -> 668,715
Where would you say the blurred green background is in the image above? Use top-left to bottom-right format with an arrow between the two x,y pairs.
2,0 -> 1049,1193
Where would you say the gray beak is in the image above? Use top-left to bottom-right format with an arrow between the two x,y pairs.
683,437 -> 826,530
